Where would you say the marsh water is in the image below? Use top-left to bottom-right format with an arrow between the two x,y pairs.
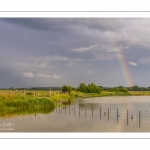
1,96 -> 150,132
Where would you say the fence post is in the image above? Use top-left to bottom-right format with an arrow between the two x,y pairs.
92,106 -> 93,118
117,108 -> 118,123
127,109 -> 128,126
139,111 -> 141,128
85,106 -> 86,117
74,104 -> 75,116
69,105 -> 70,116
65,106 -> 66,114
79,105 -> 80,117
108,108 -> 109,121
100,107 -> 101,119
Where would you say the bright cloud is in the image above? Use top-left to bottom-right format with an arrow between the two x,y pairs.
88,71 -> 92,74
129,61 -> 137,66
23,72 -> 35,78
23,72 -> 62,79
36,73 -> 62,79
71,44 -> 98,53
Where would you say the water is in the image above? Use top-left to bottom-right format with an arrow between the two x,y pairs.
1,96 -> 150,132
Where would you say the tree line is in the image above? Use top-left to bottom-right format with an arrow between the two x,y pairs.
62,83 -> 129,93
102,85 -> 150,91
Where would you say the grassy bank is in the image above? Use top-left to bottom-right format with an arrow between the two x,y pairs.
0,91 -> 55,117
0,90 -> 81,117
129,91 -> 150,96
81,91 -> 131,98
0,89 -> 150,117
81,91 -> 150,97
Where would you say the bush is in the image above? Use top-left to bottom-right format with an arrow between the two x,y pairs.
26,92 -> 34,96
77,82 -> 102,94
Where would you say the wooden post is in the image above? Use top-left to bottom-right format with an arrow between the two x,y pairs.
69,105 -> 70,116
139,111 -> 141,128
49,89 -> 51,97
65,106 -> 66,114
34,90 -> 36,96
15,89 -> 17,95
24,90 -> 26,96
56,108 -> 57,113
85,106 -> 86,117
117,108 -> 118,123
79,105 -> 80,117
61,106 -> 62,114
74,104 -> 75,116
108,108 -> 109,121
127,109 -> 128,126
100,107 -> 101,119
92,106 -> 93,118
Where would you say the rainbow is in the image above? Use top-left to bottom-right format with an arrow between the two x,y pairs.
111,39 -> 134,87
99,19 -> 134,87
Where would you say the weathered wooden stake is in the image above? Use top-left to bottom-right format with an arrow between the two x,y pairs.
139,111 -> 141,128
117,108 -> 118,123
34,90 -> 36,96
69,105 -> 70,116
65,106 -> 66,114
108,108 -> 109,121
56,108 -> 57,113
61,106 -> 62,114
100,107 -> 101,119
92,106 -> 93,118
127,109 -> 128,126
16,89 -> 18,95
85,106 -> 86,117
79,106 -> 80,117
74,105 -> 75,116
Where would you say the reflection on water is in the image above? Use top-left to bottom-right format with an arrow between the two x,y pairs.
1,96 -> 150,132
0,106 -> 55,118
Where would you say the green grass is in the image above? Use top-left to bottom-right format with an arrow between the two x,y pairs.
0,91 -> 55,117
50,93 -> 70,102
1,89 -> 149,118
129,91 -> 150,96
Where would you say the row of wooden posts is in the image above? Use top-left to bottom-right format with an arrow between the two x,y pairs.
56,105 -> 141,128
13,89 -> 63,97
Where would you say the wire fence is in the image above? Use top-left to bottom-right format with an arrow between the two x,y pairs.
55,103 -> 150,129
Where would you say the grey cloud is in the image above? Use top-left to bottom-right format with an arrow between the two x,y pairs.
138,57 -> 150,66
1,18 -> 150,87
1,18 -> 58,31
0,18 -> 134,32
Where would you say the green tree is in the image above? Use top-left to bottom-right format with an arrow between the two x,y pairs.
77,83 -> 87,93
62,85 -> 68,92
62,85 -> 73,94
78,82 -> 102,93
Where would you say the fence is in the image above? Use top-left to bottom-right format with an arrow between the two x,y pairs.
55,103 -> 150,129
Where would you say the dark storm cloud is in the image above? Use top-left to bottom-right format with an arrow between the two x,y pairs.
1,18 -> 61,31
1,18 -> 150,88
0,18 -> 129,32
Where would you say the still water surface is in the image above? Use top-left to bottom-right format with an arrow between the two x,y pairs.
1,96 -> 150,132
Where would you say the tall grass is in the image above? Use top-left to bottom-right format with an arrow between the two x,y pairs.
0,91 -> 55,117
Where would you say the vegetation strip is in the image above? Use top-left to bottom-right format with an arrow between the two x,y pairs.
0,82 -> 150,117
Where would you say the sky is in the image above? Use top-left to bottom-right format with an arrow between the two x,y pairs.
0,18 -> 150,88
